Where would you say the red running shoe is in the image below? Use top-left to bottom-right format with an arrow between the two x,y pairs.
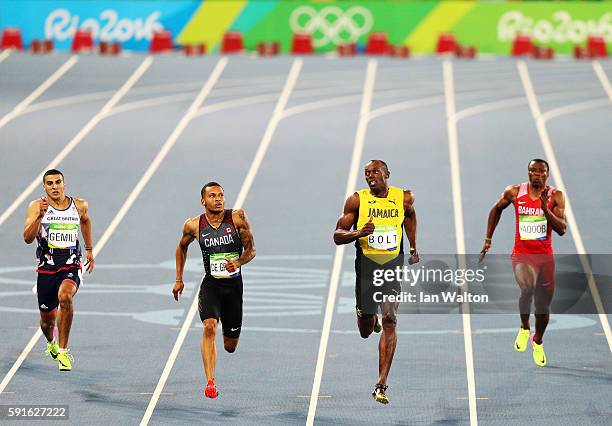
204,379 -> 218,398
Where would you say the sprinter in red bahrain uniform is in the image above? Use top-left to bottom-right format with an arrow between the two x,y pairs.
480,159 -> 566,366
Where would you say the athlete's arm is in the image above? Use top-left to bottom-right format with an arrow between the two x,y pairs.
23,198 -> 48,244
228,209 -> 256,273
75,198 -> 94,273
333,193 -> 373,245
173,217 -> 197,301
403,190 -> 419,264
543,188 -> 566,236
480,185 -> 517,261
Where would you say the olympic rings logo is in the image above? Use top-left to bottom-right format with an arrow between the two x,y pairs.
289,6 -> 374,47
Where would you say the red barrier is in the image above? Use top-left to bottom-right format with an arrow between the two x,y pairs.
511,35 -> 533,56
1,27 -> 24,50
150,30 -> 173,53
587,35 -> 608,58
291,33 -> 313,54
366,32 -> 389,55
436,33 -> 456,55
71,29 -> 94,53
221,31 -> 244,54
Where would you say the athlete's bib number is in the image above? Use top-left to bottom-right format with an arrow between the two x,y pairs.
48,223 -> 78,249
519,215 -> 547,240
210,252 -> 240,279
367,226 -> 398,251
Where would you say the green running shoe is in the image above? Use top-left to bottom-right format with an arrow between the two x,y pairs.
57,350 -> 74,371
45,341 -> 59,361
514,328 -> 530,352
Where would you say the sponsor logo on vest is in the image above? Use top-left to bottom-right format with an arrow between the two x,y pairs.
204,234 -> 235,248
367,208 -> 399,218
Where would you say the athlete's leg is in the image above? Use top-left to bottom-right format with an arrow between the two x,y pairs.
377,301 -> 398,386
56,280 -> 77,349
202,318 -> 218,381
40,310 -> 56,342
223,337 -> 238,353
513,263 -> 538,330
533,284 -> 554,345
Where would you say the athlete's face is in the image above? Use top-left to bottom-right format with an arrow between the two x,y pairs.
201,186 -> 225,213
364,161 -> 389,193
43,174 -> 65,201
528,161 -> 548,188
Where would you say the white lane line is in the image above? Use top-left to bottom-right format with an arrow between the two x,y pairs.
281,94 -> 362,119
368,95 -> 444,121
139,58 -> 302,426
0,49 -> 10,64
194,93 -> 279,118
0,55 -> 78,131
0,56 -> 153,228
22,91 -> 114,116
0,57 -> 158,395
233,59 -> 303,209
518,61 -> 612,354
541,98 -> 611,122
95,58 -> 227,257
443,60 -> 478,426
306,59 -> 377,426
454,97 -> 526,122
592,61 -> 612,101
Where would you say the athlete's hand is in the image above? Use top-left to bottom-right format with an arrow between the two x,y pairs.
38,197 -> 49,218
408,247 -> 419,265
358,216 -> 375,237
84,250 -> 94,273
539,187 -> 550,212
479,240 -> 491,263
172,280 -> 184,301
226,259 -> 241,273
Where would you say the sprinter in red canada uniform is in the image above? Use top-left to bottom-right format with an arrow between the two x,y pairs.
480,159 -> 566,366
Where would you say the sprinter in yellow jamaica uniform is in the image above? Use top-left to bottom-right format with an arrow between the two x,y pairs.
334,160 -> 419,404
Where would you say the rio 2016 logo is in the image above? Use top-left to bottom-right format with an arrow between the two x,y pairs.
45,8 -> 164,42
498,10 -> 612,44
289,6 -> 373,48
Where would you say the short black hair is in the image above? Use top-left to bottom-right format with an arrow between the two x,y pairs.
201,181 -> 223,198
369,159 -> 389,174
528,158 -> 549,172
43,169 -> 64,182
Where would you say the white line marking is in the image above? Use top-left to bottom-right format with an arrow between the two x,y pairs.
0,49 -> 11,64
0,56 -> 153,228
233,59 -> 303,209
140,58 -> 302,426
0,329 -> 42,394
95,58 -> 227,257
281,94 -> 362,119
454,97 -> 526,122
0,55 -> 78,131
306,59 -> 377,426
0,57 -> 155,395
540,98 -> 611,122
23,91 -> 115,116
517,61 -> 612,354
443,60 -> 478,426
368,95 -> 444,121
194,93 -> 279,118
592,61 -> 612,101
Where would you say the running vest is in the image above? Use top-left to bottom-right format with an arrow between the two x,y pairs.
513,182 -> 555,254
356,186 -> 404,264
198,210 -> 243,281
36,197 -> 82,273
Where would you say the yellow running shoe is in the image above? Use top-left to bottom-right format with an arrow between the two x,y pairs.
57,350 -> 74,371
531,338 -> 547,367
514,328 -> 530,352
372,384 -> 389,404
45,341 -> 59,361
